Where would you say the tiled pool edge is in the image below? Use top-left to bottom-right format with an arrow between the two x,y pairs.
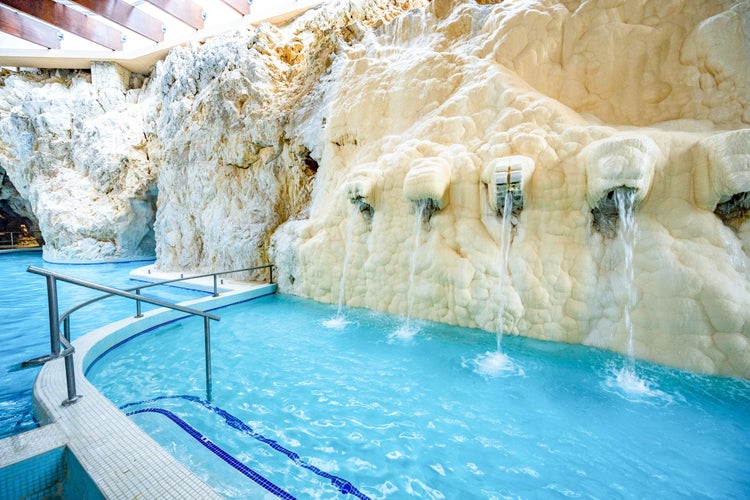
5,283 -> 275,499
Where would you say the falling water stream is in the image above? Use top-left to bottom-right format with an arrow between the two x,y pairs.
322,204 -> 357,329
496,191 -> 514,351
474,192 -> 522,376
391,200 -> 428,340
615,188 -> 637,365
608,188 -> 653,394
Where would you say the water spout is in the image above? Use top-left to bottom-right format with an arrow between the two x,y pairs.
583,134 -> 659,237
591,186 -> 638,237
494,166 -> 524,218
343,165 -> 382,226
482,155 -> 534,223
403,158 -> 452,218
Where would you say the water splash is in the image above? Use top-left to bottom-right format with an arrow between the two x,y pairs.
388,323 -> 419,343
470,351 -> 524,378
612,365 -> 650,394
321,316 -> 351,330
603,363 -> 675,405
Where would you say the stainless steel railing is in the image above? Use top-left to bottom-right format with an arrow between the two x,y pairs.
0,231 -> 17,248
63,264 -> 275,319
22,264 -> 274,405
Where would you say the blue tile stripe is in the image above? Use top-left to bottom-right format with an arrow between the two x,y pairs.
122,395 -> 371,499
128,407 -> 297,500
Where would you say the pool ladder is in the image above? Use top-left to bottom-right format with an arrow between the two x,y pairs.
22,264 -> 275,405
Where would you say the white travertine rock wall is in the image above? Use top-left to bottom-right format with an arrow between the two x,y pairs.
145,0 -> 428,275
0,69 -> 156,262
142,26 -> 313,274
270,0 -> 750,378
0,0 -> 748,378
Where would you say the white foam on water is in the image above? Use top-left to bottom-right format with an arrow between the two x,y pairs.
603,364 -> 675,405
321,315 -> 351,329
388,323 -> 420,342
471,350 -> 524,378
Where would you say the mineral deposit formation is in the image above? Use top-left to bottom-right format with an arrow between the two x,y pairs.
0,0 -> 748,378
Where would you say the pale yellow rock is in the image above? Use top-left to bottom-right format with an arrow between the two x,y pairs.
272,0 -> 750,379
693,129 -> 750,210
582,134 -> 663,207
403,157 -> 452,209
0,0 -> 748,379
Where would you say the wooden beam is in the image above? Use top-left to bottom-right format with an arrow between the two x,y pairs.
70,0 -> 164,42
0,4 -> 60,49
145,0 -> 203,30
218,0 -> 251,16
0,0 -> 123,50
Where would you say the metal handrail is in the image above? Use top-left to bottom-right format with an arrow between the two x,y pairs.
0,231 -> 17,247
24,265 -> 275,405
26,267 -> 222,322
130,264 -> 275,296
59,264 -> 274,321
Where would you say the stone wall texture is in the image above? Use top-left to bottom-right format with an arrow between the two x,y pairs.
0,0 -> 749,378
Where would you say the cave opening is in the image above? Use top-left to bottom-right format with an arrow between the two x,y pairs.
0,202 -> 43,248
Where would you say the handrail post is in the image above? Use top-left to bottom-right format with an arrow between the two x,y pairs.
62,317 -> 81,406
27,265 -> 237,408
269,265 -> 273,284
204,317 -> 213,402
46,275 -> 61,357
135,289 -> 143,318
213,274 -> 219,297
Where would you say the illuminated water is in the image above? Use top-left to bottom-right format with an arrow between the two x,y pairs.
88,294 -> 750,499
0,252 -> 206,439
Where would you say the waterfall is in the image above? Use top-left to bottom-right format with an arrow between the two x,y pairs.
496,191 -> 514,351
606,187 -> 656,395
471,192 -> 522,377
406,200 -> 427,325
615,188 -> 637,367
322,204 -> 357,329
391,200 -> 428,340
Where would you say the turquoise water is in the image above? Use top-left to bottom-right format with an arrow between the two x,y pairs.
0,252 -> 206,439
88,294 -> 750,499
0,446 -> 105,499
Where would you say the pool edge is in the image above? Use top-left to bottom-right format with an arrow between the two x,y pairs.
11,283 -> 275,499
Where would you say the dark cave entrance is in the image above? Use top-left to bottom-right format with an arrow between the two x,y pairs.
0,202 -> 43,248
0,172 -> 43,249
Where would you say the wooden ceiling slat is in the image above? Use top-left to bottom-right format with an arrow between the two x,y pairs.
218,0 -> 250,16
0,4 -> 61,49
0,0 -> 123,50
71,0 -> 164,43
145,0 -> 204,30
